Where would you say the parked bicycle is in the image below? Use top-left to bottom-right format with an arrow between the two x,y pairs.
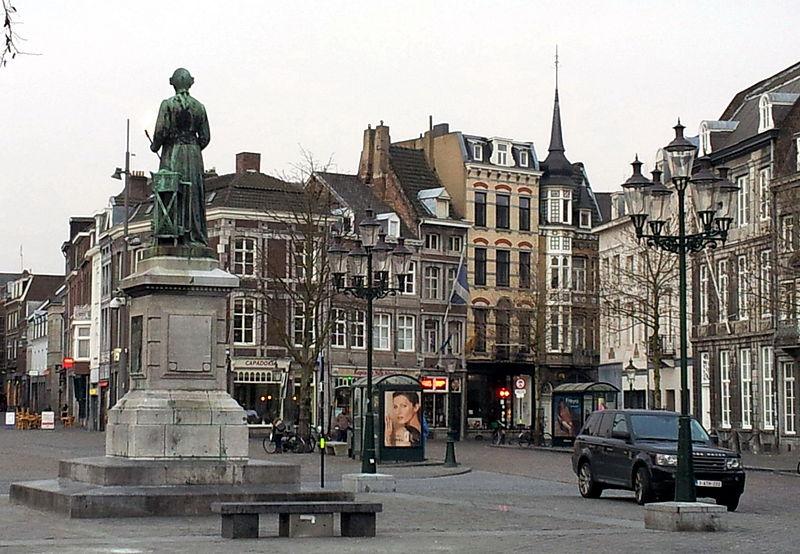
516,427 -> 553,448
263,422 -> 306,454
491,423 -> 507,445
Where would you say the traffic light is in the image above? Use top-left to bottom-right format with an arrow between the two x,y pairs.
498,387 -> 510,399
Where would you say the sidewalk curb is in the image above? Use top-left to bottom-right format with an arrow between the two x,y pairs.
744,465 -> 800,476
489,443 -> 572,454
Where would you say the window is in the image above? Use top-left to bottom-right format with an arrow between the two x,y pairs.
779,280 -> 797,321
397,315 -> 415,352
233,237 -> 256,276
579,210 -> 591,229
549,236 -> 560,251
233,298 -> 256,345
720,350 -> 731,428
547,189 -> 571,225
550,256 -> 570,289
759,168 -> 771,220
423,319 -> 440,353
473,309 -> 487,352
448,235 -> 463,253
785,361 -> 796,434
549,310 -> 561,352
519,149 -> 529,167
474,248 -> 487,286
519,251 -> 531,289
760,250 -> 771,318
782,215 -> 795,252
737,255 -> 748,320
293,303 -> 315,347
572,257 -> 586,292
473,143 -> 483,161
447,320 -> 463,354
718,259 -> 729,322
447,266 -> 457,298
496,194 -> 510,229
101,261 -> 111,296
611,413 -> 628,435
373,313 -> 391,351
759,95 -> 773,132
740,349 -> 752,429
402,261 -> 416,295
699,264 -> 709,324
519,197 -> 531,231
351,310 -> 365,349
573,315 -> 587,350
474,192 -> 487,227
331,308 -> 347,348
496,250 -> 510,287
496,143 -> 508,166
518,310 -> 531,349
762,346 -> 774,430
75,325 -> 91,359
737,174 -> 750,227
425,233 -> 440,250
424,266 -> 440,300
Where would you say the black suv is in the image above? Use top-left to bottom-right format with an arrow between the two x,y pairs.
572,409 -> 745,511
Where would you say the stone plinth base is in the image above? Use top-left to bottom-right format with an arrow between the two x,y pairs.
9,456 -> 308,518
644,501 -> 727,532
342,473 -> 397,493
106,390 -> 248,459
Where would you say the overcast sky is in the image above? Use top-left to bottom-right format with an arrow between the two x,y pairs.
2,1 -> 800,275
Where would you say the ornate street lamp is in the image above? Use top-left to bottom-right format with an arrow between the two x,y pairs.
625,359 -> 637,409
331,209 -> 413,473
622,120 -> 738,503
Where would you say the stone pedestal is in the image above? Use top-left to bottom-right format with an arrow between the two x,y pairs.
342,473 -> 397,493
10,251 -> 331,518
644,501 -> 728,532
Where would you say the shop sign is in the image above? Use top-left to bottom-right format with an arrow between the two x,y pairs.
41,411 -> 55,430
232,357 -> 290,370
420,376 -> 449,392
99,380 -> 109,388
333,367 -> 419,379
62,357 -> 74,369
89,387 -> 98,396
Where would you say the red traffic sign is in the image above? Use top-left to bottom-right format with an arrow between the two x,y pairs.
514,377 -> 526,389
62,357 -> 74,369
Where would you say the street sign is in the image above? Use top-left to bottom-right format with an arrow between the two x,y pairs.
62,357 -> 74,369
514,377 -> 526,390
4,412 -> 15,428
514,389 -> 526,399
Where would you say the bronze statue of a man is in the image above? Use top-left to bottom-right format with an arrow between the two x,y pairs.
150,68 -> 210,246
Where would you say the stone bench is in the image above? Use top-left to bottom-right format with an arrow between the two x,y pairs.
211,500 -> 382,539
324,441 -> 349,456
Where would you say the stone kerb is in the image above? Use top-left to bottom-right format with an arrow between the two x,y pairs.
644,501 -> 728,532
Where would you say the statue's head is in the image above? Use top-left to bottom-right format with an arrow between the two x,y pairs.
169,68 -> 194,92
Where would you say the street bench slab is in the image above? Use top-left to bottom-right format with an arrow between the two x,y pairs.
211,500 -> 382,539
324,441 -> 349,456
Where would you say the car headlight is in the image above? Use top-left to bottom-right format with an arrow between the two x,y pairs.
725,457 -> 742,469
655,454 -> 678,466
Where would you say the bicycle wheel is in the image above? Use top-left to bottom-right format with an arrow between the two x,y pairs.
263,436 -> 277,454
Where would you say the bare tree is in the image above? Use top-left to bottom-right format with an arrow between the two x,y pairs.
601,224 -> 679,409
256,151 -> 338,440
2,1 -> 23,67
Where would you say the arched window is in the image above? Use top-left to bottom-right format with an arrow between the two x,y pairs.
759,95 -> 773,133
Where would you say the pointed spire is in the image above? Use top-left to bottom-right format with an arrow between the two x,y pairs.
541,47 -> 573,186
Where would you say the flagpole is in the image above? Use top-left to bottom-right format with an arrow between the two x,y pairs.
438,243 -> 466,369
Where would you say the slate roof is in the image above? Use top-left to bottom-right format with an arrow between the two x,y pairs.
540,89 -> 576,188
460,135 -> 540,171
315,171 -> 413,237
129,171 -> 306,223
594,192 -> 613,223
388,146 -> 457,220
708,61 -> 800,151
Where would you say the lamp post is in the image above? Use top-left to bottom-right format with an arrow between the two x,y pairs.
625,359 -> 637,409
622,121 -> 738,503
328,209 -> 413,474
111,119 -> 131,404
443,358 -> 458,467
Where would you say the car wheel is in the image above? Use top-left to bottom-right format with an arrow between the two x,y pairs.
633,466 -> 655,505
578,461 -> 603,498
716,493 -> 740,512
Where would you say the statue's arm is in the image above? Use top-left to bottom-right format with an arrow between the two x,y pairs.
151,99 -> 169,152
198,104 -> 210,150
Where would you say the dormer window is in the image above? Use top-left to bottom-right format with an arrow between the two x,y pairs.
579,210 -> 592,229
519,150 -> 529,167
759,94 -> 773,133
473,143 -> 483,161
376,212 -> 400,238
496,143 -> 508,166
699,122 -> 711,155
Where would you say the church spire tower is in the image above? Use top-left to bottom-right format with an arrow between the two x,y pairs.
541,45 -> 574,187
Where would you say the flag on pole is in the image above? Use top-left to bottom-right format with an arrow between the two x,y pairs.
448,247 -> 469,305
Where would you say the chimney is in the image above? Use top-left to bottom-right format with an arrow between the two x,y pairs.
426,115 -> 434,167
358,125 -> 375,183
374,120 -> 390,176
236,152 -> 261,174
128,171 -> 150,203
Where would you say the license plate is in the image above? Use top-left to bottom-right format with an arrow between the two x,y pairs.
695,479 -> 722,488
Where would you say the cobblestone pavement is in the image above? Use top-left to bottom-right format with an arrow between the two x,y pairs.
2,428 -> 800,553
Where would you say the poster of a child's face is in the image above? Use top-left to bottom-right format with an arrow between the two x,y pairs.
384,391 -> 422,448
